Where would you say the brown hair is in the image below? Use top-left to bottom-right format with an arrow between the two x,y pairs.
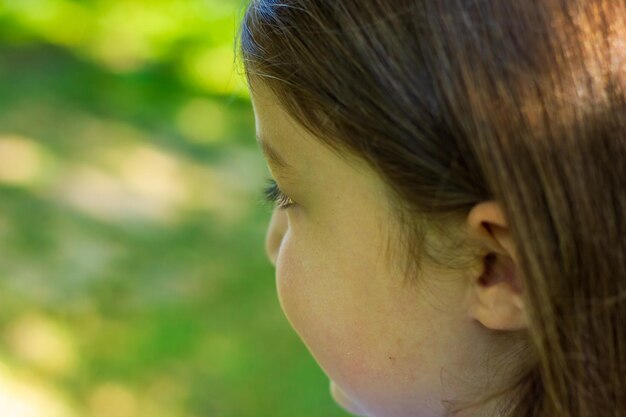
237,1 -> 625,416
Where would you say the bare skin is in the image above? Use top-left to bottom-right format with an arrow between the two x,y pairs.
251,81 -> 528,417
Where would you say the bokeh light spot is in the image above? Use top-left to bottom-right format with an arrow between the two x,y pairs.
0,135 -> 44,187
176,98 -> 229,144
5,314 -> 77,376
88,383 -> 138,417
182,46 -> 247,95
0,364 -> 75,417
2,0 -> 91,47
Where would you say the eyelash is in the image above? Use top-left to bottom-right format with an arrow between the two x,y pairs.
263,178 -> 295,210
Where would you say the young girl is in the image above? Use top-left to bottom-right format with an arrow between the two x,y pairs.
238,1 -> 625,416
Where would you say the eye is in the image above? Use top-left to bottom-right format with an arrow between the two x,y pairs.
263,178 -> 295,210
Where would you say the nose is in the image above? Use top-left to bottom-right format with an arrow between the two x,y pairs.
265,208 -> 288,266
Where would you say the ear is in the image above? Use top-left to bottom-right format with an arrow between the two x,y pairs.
466,202 -> 527,331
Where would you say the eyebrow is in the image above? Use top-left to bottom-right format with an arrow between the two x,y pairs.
256,134 -> 295,173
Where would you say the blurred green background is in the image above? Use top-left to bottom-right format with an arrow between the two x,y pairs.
0,1 -> 351,416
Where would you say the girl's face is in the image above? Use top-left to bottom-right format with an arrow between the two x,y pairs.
251,83 -> 493,417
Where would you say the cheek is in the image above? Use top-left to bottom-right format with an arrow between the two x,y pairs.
274,226 -> 368,366
274,227 -> 331,345
274,225 -> 402,378
273,227 -> 453,417
265,208 -> 288,265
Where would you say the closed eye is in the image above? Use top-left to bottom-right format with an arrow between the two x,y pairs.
263,178 -> 295,210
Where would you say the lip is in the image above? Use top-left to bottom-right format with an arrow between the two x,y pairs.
330,381 -> 367,416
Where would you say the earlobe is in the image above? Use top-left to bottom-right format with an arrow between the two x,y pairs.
473,290 -> 527,331
466,202 -> 528,332
472,255 -> 527,331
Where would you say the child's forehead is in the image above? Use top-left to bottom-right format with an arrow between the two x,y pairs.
249,80 -> 282,107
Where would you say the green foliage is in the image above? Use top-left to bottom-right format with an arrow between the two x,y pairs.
0,1 -> 352,416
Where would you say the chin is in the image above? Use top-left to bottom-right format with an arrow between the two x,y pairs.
330,381 -> 368,416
